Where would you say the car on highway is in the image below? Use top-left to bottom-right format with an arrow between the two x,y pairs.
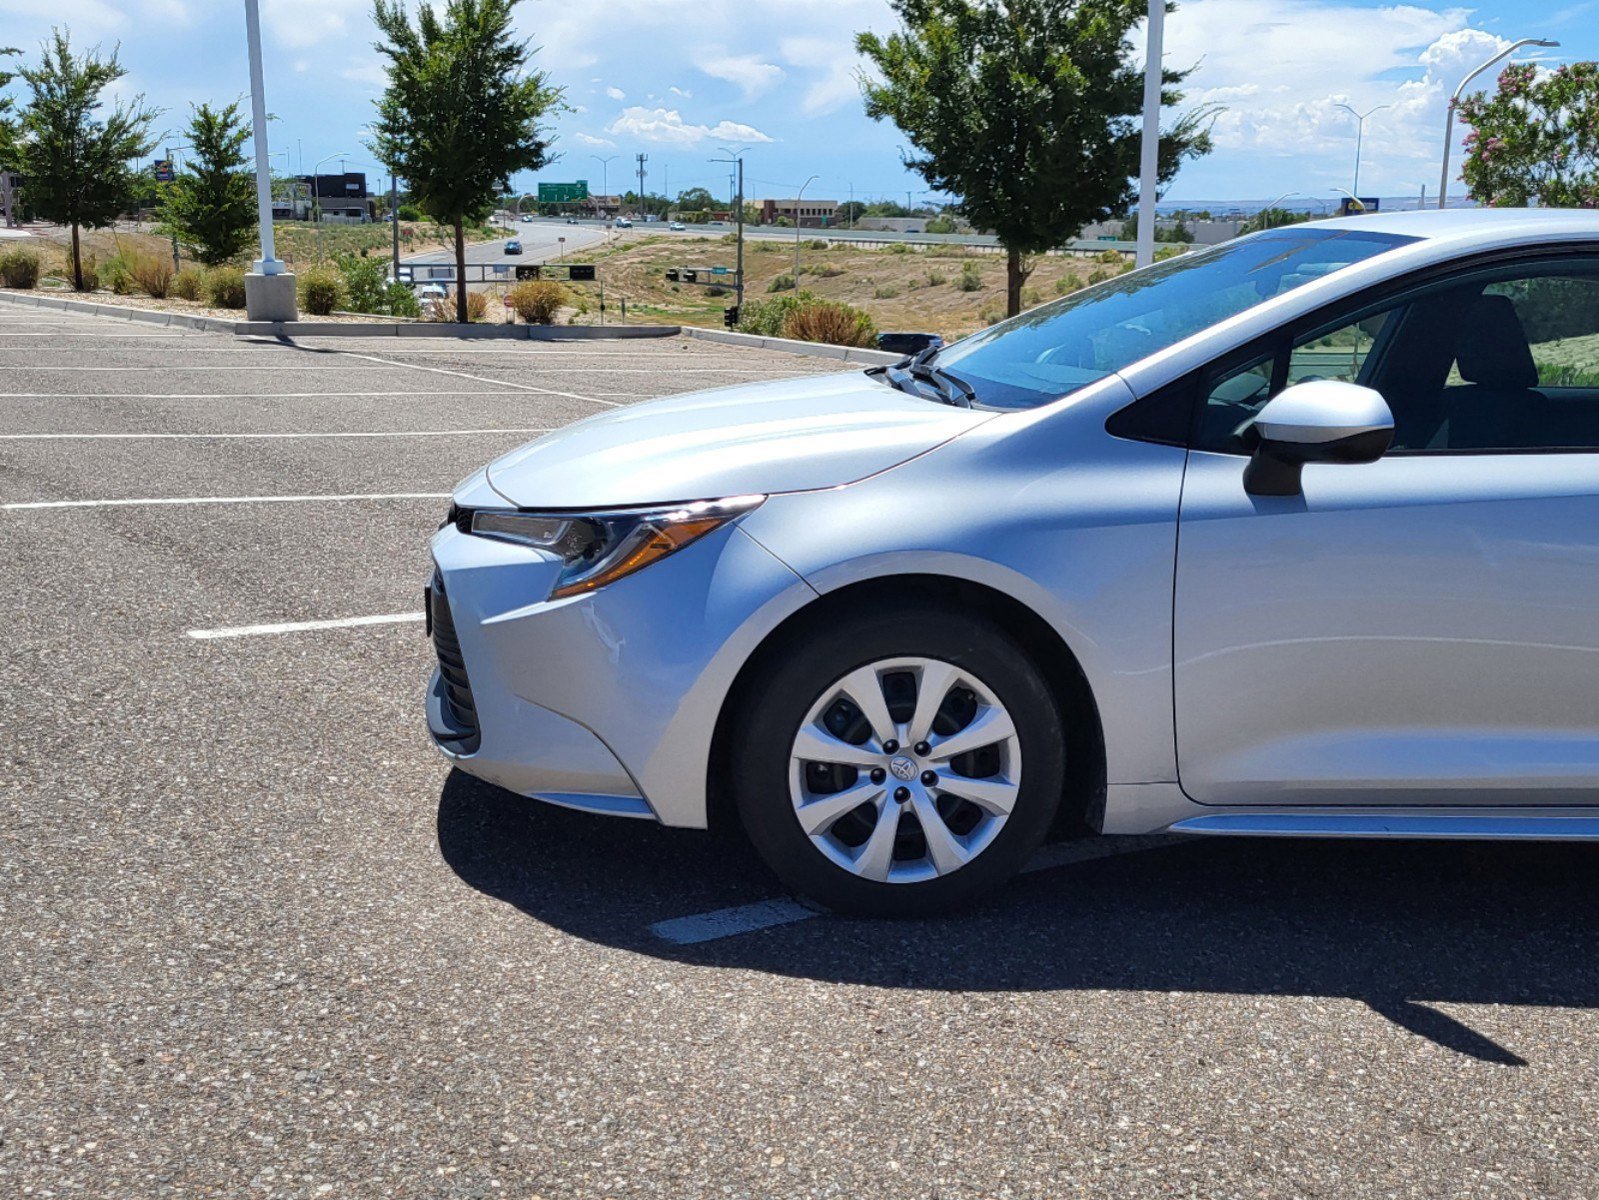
614,217 -> 632,229
669,221 -> 687,232
413,282 -> 449,301
504,239 -> 523,255
428,209 -> 1599,915
565,217 -> 580,225
521,215 -> 534,223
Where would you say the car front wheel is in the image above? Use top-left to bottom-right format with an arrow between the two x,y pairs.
734,606 -> 1065,916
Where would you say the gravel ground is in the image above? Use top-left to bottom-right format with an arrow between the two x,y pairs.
2,302 -> 1598,1199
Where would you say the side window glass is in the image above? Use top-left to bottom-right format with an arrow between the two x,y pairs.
1287,310 -> 1393,386
1435,272 -> 1599,452
1194,356 -> 1274,453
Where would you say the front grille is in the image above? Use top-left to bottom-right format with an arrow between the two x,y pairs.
429,573 -> 481,754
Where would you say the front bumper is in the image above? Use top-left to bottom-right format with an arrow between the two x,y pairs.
426,514 -> 815,827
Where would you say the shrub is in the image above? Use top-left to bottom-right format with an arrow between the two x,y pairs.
0,249 -> 41,289
130,253 -> 174,299
873,284 -> 900,299
957,261 -> 983,292
505,280 -> 568,324
428,289 -> 489,322
100,253 -> 136,295
334,253 -> 388,313
1155,245 -> 1185,262
299,267 -> 344,316
980,306 -> 1004,326
397,203 -> 424,221
736,291 -> 810,337
384,282 -> 422,318
171,269 -> 206,301
888,242 -> 912,255
1021,286 -> 1042,307
767,273 -> 796,292
807,238 -> 828,250
205,266 -> 248,309
925,269 -> 946,287
1086,268 -> 1111,286
1055,275 -> 1078,295
782,298 -> 877,348
1097,249 -> 1123,265
814,263 -> 846,278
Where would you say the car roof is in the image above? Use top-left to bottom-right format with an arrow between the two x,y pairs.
1303,206 -> 1599,244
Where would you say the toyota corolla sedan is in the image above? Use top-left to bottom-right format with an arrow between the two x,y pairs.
428,209 -> 1599,915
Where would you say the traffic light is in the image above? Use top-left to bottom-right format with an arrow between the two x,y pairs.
723,306 -> 739,329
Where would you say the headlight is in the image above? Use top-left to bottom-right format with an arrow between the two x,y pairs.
469,496 -> 765,599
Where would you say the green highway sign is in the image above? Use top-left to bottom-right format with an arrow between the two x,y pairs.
537,181 -> 590,204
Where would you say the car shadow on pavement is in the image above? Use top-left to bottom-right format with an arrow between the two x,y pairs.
437,770 -> 1599,1065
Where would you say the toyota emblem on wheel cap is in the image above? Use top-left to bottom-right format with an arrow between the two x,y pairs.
889,756 -> 917,781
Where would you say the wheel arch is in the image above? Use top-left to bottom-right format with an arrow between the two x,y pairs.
707,572 -> 1107,837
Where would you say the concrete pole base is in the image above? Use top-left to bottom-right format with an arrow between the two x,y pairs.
245,271 -> 298,322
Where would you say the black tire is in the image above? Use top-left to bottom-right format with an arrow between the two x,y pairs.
733,604 -> 1066,916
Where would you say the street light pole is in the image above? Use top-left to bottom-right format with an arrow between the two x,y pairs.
311,150 -> 350,261
1135,0 -> 1164,269
242,0 -> 294,320
793,173 -> 818,291
712,147 -> 749,315
1334,103 -> 1388,200
165,143 -> 191,274
1259,190 -> 1305,230
1438,37 -> 1559,209
591,155 -> 617,217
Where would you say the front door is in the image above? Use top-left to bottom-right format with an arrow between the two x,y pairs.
1174,256 -> 1599,807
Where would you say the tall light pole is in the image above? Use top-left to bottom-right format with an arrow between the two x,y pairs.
1334,103 -> 1388,200
1259,190 -> 1305,230
591,154 -> 616,216
793,173 -> 818,290
311,150 -> 349,260
243,0 -> 294,320
1438,37 -> 1559,209
1134,0 -> 1164,268
164,142 -> 191,273
711,146 -> 749,315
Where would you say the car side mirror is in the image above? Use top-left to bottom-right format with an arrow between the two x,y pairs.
1242,380 -> 1394,496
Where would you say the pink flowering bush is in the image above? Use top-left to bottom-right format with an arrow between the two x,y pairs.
1457,61 -> 1599,208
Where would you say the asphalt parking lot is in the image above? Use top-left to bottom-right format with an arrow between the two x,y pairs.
3,304 -> 1598,1199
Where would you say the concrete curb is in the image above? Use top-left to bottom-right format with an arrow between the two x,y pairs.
0,292 -> 681,341
0,288 -> 239,333
236,320 -> 682,340
681,326 -> 900,365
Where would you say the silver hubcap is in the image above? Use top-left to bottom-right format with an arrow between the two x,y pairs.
788,656 -> 1023,884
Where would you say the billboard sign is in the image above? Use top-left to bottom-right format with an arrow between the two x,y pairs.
153,159 -> 175,183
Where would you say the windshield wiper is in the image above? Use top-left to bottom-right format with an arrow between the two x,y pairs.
869,345 -> 977,408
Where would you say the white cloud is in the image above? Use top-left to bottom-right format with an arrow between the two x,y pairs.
573,132 -> 616,147
699,52 -> 786,100
262,0 -> 348,51
779,36 -> 862,116
670,85 -> 693,99
604,86 -> 627,101
606,106 -> 774,147
1165,0 -> 1531,193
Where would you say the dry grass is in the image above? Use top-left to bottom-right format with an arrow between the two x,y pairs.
577,232 -> 1120,339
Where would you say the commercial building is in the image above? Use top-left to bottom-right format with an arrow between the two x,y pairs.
758,198 -> 839,228
271,172 -> 373,222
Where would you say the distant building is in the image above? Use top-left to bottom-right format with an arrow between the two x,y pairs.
759,198 -> 839,228
272,172 -> 372,221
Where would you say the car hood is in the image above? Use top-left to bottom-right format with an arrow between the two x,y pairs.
484,370 -> 995,510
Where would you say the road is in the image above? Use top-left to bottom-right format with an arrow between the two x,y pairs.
403,221 -> 610,282
3,303 -> 1599,1197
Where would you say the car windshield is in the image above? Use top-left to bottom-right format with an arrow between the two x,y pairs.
933,229 -> 1418,410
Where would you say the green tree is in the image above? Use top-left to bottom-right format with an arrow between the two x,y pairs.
675,185 -> 715,212
1240,207 -> 1312,234
369,0 -> 561,323
858,0 -> 1211,316
159,100 -> 257,266
1457,61 -> 1599,208
15,30 -> 158,290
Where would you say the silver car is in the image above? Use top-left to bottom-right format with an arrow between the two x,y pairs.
427,209 -> 1599,915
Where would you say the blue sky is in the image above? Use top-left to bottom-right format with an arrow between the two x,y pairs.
1,0 -> 1591,207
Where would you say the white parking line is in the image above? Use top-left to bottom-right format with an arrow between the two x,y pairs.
3,492 -> 450,510
187,612 -> 425,640
646,835 -> 1189,946
0,391 -> 537,400
0,428 -> 550,441
331,350 -> 621,408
